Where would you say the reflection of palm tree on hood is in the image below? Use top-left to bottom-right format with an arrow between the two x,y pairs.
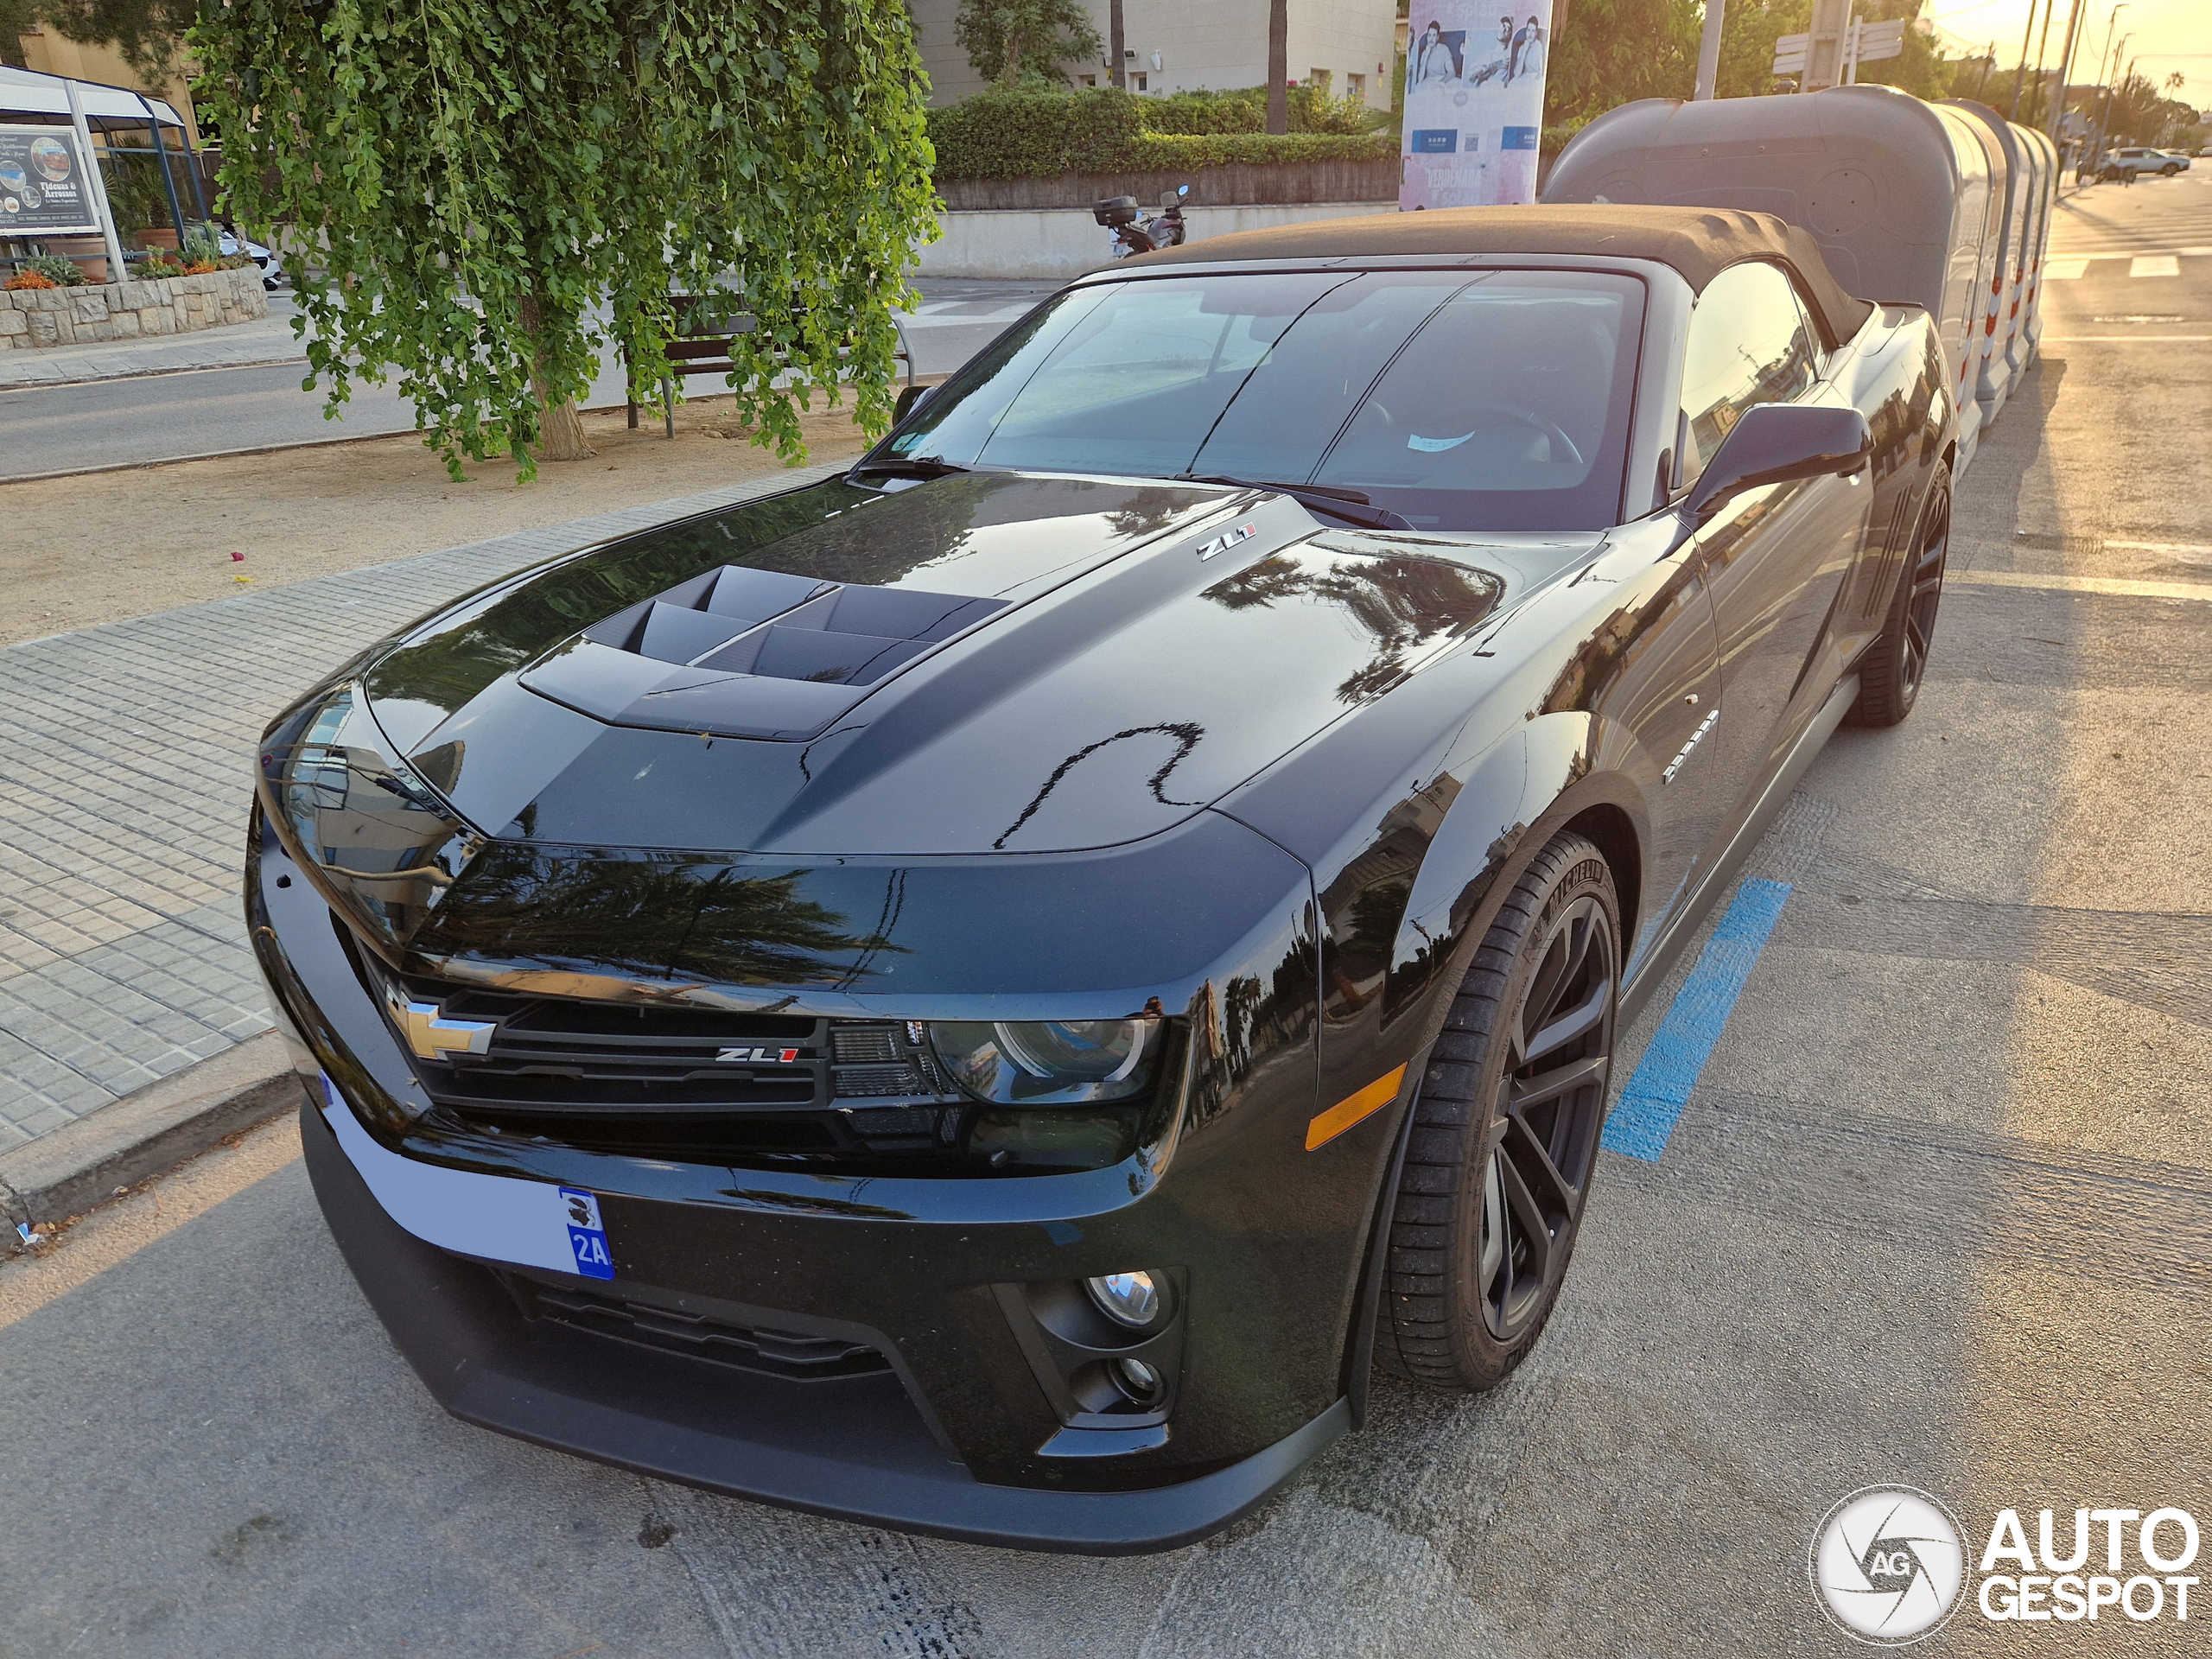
413,848 -> 904,986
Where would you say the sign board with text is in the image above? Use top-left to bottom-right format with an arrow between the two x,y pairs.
0,124 -> 100,236
1402,0 -> 1554,209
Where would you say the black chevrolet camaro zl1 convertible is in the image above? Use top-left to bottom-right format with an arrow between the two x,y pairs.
249,206 -> 1955,1553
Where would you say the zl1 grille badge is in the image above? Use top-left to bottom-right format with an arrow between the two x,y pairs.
717,1046 -> 804,1065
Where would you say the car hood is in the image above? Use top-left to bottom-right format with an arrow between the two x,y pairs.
360,472 -> 1560,857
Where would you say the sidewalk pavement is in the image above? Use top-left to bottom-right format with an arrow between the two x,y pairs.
0,296 -> 311,388
0,463 -> 841,1211
0,281 -> 1055,392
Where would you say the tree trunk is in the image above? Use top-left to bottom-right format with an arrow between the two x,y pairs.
1109,0 -> 1125,89
1266,0 -> 1288,135
518,289 -> 595,463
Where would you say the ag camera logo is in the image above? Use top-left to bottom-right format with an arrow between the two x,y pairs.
1810,1486 -> 1967,1645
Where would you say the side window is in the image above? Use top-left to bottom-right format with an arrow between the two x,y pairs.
1675,262 -> 1822,486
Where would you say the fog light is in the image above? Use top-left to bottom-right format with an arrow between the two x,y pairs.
1084,1269 -> 1164,1329
1113,1357 -> 1163,1402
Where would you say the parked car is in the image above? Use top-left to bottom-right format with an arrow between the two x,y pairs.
2100,146 -> 2186,178
218,226 -> 284,289
249,204 -> 1956,1554
2158,149 -> 2194,171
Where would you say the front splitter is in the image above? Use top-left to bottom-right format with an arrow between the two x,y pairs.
300,1099 -> 1349,1554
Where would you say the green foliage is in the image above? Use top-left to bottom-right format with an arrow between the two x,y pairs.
1541,0 -> 1700,129
1711,0 -> 1952,101
1141,84 -> 1385,137
180,223 -> 225,266
1128,131 -> 1398,170
927,86 -> 1394,179
925,86 -> 1147,177
19,251 -> 87,284
2101,70 -> 2197,146
7,0 -> 194,78
190,0 -> 938,480
954,0 -> 1102,88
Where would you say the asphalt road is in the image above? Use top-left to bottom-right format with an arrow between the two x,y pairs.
0,282 -> 1056,481
2,178 -> 2209,1658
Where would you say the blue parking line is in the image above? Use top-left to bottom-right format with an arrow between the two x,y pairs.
1601,878 -> 1794,1161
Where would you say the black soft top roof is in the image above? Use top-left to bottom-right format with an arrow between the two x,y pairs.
1130,202 -> 1877,347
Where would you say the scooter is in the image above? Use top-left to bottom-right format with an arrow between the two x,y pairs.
1094,185 -> 1190,258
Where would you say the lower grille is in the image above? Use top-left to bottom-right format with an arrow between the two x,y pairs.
508,1275 -> 892,1381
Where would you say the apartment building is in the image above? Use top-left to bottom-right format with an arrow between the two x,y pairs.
910,0 -> 1400,110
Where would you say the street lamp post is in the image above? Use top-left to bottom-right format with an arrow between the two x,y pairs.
2088,27 -> 2132,180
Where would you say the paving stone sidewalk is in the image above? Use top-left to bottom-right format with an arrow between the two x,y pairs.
0,464 -> 839,1152
0,296 -> 313,389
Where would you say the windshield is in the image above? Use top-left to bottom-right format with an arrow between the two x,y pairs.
884,269 -> 1644,531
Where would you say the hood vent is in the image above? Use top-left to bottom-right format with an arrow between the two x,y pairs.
519,564 -> 1007,742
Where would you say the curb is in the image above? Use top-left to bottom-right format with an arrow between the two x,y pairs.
0,1033 -> 302,1248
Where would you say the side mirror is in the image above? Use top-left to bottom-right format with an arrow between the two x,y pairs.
1685,404 -> 1872,520
893,382 -> 935,424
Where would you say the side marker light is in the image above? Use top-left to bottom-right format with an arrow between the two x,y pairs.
1305,1064 -> 1408,1151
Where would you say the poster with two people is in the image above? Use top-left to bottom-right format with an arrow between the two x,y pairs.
1402,0 -> 1554,209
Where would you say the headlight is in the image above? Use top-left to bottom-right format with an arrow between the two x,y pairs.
928,1019 -> 1160,1105
256,682 -> 480,947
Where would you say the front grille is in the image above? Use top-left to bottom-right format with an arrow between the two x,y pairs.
365,961 -> 983,1164
504,1274 -> 892,1381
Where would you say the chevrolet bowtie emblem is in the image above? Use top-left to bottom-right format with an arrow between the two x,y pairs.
385,985 -> 495,1060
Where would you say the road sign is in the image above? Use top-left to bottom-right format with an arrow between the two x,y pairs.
1774,18 -> 1903,78
1854,19 -> 1907,61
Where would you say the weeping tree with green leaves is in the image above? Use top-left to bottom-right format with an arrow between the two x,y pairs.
189,0 -> 938,477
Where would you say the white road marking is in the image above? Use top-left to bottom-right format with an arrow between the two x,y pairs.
2130,255 -> 2182,277
2105,539 -> 2212,563
1948,570 -> 2212,602
2046,258 -> 2090,280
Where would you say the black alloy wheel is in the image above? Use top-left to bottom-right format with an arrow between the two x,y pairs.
1376,832 -> 1620,1390
1847,469 -> 1950,728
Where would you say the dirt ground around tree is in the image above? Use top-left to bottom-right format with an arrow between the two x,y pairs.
0,395 -> 881,646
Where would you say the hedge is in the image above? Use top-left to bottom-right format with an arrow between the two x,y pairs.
927,87 -> 1396,181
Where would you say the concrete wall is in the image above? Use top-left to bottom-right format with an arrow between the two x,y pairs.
913,200 -> 1395,281
909,0 -> 1398,110
0,266 -> 266,350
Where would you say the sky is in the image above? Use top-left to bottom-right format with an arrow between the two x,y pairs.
1916,0 -> 2212,104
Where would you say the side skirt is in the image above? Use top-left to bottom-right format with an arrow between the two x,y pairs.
1618,671 -> 1859,1032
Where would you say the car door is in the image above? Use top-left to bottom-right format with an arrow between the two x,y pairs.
1672,261 -> 1871,829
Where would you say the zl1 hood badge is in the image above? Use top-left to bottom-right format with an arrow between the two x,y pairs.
717,1046 -> 803,1064
1196,523 -> 1259,561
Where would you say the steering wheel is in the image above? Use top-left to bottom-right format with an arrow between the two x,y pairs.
1370,398 -> 1586,467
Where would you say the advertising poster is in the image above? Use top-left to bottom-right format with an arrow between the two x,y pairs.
0,124 -> 100,236
1401,0 -> 1554,210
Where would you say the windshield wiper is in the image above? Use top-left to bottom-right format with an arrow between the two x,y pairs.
849,454 -> 969,480
1175,474 -> 1414,531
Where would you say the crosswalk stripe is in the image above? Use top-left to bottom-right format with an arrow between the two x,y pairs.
2130,255 -> 2182,277
2046,258 -> 2089,280
1949,570 -> 2212,602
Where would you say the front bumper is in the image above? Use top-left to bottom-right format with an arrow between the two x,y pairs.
302,1094 -> 1345,1553
251,798 -> 1407,1553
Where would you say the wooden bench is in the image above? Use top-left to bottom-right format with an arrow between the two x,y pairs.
624,296 -> 914,436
